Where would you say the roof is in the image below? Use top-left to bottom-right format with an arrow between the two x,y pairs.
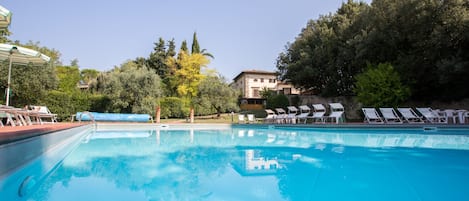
233,70 -> 276,81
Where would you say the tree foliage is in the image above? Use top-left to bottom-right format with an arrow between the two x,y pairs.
56,66 -> 80,93
0,31 -> 221,120
194,75 -> 240,117
99,61 -> 163,115
354,63 -> 410,108
261,90 -> 290,109
0,62 -> 57,107
277,0 -> 469,101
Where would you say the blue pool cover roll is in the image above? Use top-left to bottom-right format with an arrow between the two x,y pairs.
76,112 -> 151,122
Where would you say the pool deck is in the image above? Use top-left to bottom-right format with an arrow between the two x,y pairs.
0,123 -> 89,145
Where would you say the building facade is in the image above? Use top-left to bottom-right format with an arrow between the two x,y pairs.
232,70 -> 300,110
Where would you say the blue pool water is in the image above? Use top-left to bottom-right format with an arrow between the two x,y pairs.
5,126 -> 469,201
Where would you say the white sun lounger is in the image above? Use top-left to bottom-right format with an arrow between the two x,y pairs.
297,105 -> 311,124
362,108 -> 384,124
238,114 -> 245,124
275,108 -> 288,124
416,107 -> 447,124
247,114 -> 256,124
397,108 -> 424,123
286,106 -> 299,124
379,108 -> 403,124
264,109 -> 277,123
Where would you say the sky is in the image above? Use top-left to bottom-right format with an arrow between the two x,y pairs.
2,0 -> 371,80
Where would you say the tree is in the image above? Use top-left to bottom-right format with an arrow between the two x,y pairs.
354,63 -> 410,108
55,66 -> 81,93
101,61 -> 163,115
0,62 -> 58,106
180,40 -> 188,54
194,75 -> 240,117
276,0 -> 370,96
147,37 -> 168,77
191,32 -> 201,54
0,40 -> 59,106
191,32 -> 214,59
0,26 -> 11,43
70,59 -> 79,67
277,0 -> 469,101
168,52 -> 209,99
80,69 -> 99,83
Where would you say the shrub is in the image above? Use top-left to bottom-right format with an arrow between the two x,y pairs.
159,97 -> 189,118
354,63 -> 410,108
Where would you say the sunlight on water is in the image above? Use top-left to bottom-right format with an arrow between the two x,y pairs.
4,127 -> 469,201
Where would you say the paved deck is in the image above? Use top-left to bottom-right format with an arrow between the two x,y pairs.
0,123 -> 89,145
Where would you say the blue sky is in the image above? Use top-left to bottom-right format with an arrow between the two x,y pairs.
3,0 -> 370,80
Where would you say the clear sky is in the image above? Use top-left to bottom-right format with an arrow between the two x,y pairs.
2,0 -> 370,80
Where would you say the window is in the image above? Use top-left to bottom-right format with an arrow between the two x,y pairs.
260,78 -> 264,83
253,78 -> 258,82
252,87 -> 260,97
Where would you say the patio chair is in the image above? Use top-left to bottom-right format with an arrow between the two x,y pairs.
264,109 -> 277,123
275,108 -> 288,124
310,104 -> 327,123
238,114 -> 246,124
464,111 -> 469,124
397,108 -> 424,123
362,108 -> 384,124
0,105 -> 26,126
379,108 -> 403,124
31,105 -> 58,123
297,105 -> 311,124
286,106 -> 299,124
247,114 -> 256,124
416,107 -> 447,124
327,103 -> 345,124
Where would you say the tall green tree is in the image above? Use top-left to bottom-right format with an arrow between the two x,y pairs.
100,61 -> 162,115
277,0 -> 469,101
277,0 -> 369,96
147,37 -> 168,77
194,75 -> 239,117
55,66 -> 80,93
0,62 -> 57,106
191,32 -> 201,54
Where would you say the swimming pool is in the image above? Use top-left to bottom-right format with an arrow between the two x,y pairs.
1,124 -> 469,201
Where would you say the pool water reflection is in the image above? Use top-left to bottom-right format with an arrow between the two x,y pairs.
25,127 -> 469,201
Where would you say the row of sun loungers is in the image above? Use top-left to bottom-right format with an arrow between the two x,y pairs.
257,103 -> 345,124
0,105 -> 57,127
362,107 -> 469,124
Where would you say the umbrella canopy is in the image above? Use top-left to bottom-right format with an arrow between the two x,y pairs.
0,5 -> 12,29
0,43 -> 50,106
0,44 -> 51,65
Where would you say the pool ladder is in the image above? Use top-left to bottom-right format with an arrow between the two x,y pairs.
78,111 -> 97,129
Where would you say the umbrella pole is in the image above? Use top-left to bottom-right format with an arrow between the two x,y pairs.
6,54 -> 12,106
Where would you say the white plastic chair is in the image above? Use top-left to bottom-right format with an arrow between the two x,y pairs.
310,104 -> 327,123
328,103 -> 345,124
